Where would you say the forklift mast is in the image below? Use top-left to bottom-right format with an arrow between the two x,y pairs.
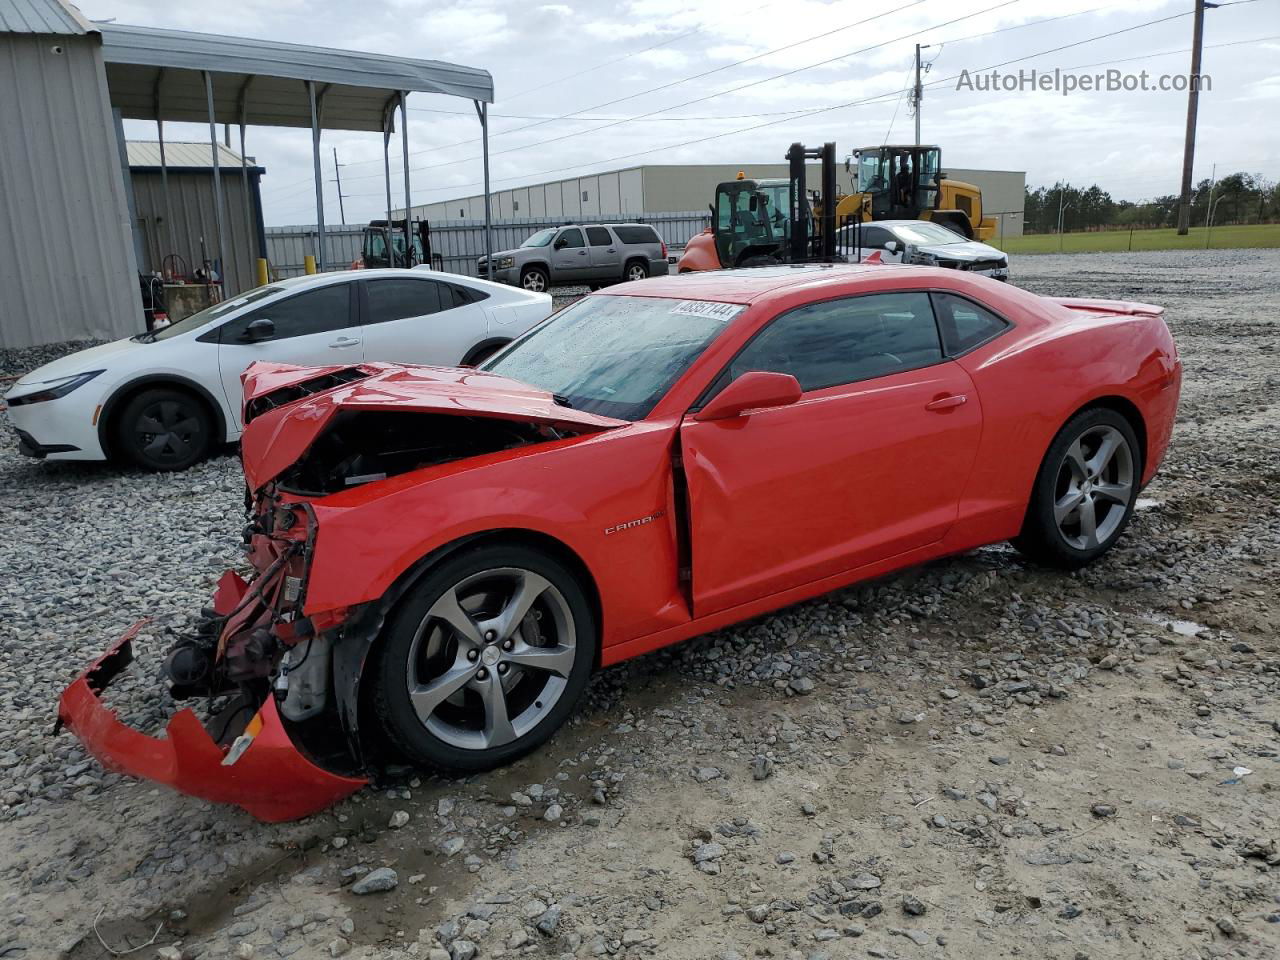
786,142 -> 837,262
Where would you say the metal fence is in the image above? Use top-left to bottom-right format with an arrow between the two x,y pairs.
265,212 -> 712,279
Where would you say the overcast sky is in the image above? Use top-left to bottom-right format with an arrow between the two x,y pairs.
87,0 -> 1280,226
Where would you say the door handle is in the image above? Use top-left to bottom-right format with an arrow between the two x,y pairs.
578,250 -> 587,256
925,394 -> 967,412
329,337 -> 361,348
606,248 -> 616,253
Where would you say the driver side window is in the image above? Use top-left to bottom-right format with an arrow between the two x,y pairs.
557,228 -> 585,248
220,284 -> 353,342
731,292 -> 942,391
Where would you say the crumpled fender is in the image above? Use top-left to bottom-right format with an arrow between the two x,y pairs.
57,620 -> 366,822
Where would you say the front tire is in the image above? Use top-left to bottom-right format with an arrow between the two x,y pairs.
372,543 -> 596,772
114,387 -> 213,471
1013,408 -> 1141,570
520,266 -> 549,293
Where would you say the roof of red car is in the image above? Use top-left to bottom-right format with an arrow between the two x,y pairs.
602,264 -> 926,304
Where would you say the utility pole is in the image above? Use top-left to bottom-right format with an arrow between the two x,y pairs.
1057,183 -> 1071,252
912,44 -> 930,145
1176,0 -> 1216,235
331,147 -> 347,225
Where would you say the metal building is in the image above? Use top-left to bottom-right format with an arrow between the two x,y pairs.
0,2 -> 141,350
412,163 -> 1027,237
126,141 -> 266,297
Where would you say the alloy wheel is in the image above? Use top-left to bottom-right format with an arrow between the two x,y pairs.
405,567 -> 577,750
1052,424 -> 1134,550
522,271 -> 547,293
627,264 -> 647,282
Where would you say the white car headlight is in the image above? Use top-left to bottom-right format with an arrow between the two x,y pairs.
498,256 -> 514,269
6,370 -> 104,406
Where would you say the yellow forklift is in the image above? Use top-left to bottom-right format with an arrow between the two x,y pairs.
679,142 -> 856,271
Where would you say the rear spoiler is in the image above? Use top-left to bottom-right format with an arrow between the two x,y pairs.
1049,297 -> 1165,318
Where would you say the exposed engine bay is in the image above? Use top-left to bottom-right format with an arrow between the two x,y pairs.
275,410 -> 571,495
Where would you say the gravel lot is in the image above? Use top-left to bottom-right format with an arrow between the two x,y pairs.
2,250 -> 1278,960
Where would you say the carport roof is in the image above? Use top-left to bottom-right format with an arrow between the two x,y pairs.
98,22 -> 494,133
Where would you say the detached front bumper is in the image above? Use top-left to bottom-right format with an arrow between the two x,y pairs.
57,621 -> 366,822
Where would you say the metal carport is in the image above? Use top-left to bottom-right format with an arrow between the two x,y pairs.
98,23 -> 496,292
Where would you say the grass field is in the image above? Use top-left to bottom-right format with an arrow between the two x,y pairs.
991,222 -> 1280,254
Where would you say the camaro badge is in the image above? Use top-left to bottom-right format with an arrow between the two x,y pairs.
604,510 -> 665,536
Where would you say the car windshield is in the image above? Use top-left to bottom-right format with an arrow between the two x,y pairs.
891,222 -> 965,246
521,229 -> 556,248
481,294 -> 740,421
139,285 -> 285,341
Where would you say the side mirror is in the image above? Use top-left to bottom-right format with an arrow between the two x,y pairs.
695,371 -> 802,422
553,236 -> 568,250
748,195 -> 759,212
884,240 -> 899,254
240,317 -> 275,342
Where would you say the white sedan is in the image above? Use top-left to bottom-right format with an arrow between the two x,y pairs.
837,220 -> 1009,280
4,268 -> 550,470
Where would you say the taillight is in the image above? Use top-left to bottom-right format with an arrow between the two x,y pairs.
661,240 -> 668,259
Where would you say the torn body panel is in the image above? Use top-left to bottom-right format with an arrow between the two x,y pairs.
57,623 -> 366,822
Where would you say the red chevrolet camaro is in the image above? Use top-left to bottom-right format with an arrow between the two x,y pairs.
60,264 -> 1181,820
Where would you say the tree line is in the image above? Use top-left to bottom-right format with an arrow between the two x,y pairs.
1021,172 -> 1280,233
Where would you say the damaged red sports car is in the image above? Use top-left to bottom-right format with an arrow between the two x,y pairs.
59,264 -> 1182,820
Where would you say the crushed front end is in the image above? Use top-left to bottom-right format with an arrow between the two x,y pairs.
56,489 -> 368,822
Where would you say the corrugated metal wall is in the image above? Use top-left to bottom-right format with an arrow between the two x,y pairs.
130,168 -> 262,294
0,32 -> 141,349
265,212 -> 711,279
264,224 -> 365,276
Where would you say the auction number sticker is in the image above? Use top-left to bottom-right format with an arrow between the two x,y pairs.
670,300 -> 744,322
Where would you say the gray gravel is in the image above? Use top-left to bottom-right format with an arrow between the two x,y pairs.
1,252 -> 1278,959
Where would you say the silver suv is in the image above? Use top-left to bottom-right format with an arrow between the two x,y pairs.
478,223 -> 670,292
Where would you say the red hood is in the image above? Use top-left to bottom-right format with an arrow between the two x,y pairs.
239,361 -> 627,492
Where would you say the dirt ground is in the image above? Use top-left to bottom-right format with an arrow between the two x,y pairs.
1,249 -> 1278,960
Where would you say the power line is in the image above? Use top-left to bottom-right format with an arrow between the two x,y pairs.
266,19 -> 1270,216
340,0 -> 1022,183
408,0 -> 938,155
277,0 -> 1125,202
369,7 -> 1209,204
401,3 -> 1118,127
501,0 -> 779,103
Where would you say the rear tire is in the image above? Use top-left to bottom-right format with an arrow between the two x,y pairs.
624,260 -> 649,282
371,543 -> 596,772
114,387 -> 213,471
463,341 -> 509,367
520,266 -> 549,293
1012,408 -> 1141,570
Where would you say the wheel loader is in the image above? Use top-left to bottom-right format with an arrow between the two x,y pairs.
845,144 -> 996,242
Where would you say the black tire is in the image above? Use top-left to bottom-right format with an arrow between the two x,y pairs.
1013,407 -> 1142,570
372,543 -> 596,772
623,259 -> 649,282
114,387 -> 213,471
463,341 -> 509,367
520,266 -> 549,293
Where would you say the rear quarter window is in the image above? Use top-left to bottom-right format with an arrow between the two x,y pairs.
931,292 -> 1010,355
613,226 -> 661,245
